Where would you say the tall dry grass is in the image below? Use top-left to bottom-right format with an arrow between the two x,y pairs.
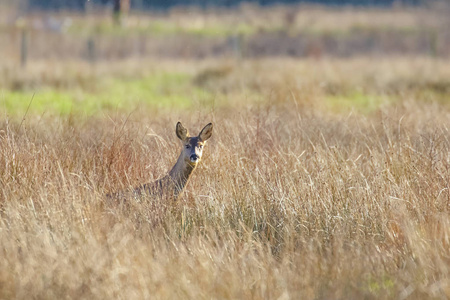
0,74 -> 449,298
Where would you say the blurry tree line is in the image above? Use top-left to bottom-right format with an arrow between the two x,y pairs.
8,0 -> 426,11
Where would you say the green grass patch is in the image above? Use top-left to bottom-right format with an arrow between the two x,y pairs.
324,91 -> 392,114
68,20 -> 255,38
0,90 -> 74,117
365,275 -> 395,297
183,23 -> 254,37
0,72 -> 213,117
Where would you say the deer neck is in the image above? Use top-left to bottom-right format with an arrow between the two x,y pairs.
168,151 -> 196,192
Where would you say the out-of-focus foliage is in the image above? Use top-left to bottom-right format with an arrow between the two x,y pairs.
10,0 -> 426,11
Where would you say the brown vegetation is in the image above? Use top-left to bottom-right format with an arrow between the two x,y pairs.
0,4 -> 450,299
0,56 -> 449,298
1,5 -> 450,61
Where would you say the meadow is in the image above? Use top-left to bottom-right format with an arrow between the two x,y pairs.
1,4 -> 450,299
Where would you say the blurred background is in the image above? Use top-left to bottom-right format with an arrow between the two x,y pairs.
2,0 -> 449,60
0,0 -> 449,117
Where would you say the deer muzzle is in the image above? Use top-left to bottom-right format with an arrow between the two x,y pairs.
190,154 -> 199,163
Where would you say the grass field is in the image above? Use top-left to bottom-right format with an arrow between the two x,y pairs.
1,5 -> 450,300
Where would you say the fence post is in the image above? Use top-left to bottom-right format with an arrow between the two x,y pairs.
20,28 -> 28,68
230,34 -> 243,59
429,29 -> 437,57
87,37 -> 96,64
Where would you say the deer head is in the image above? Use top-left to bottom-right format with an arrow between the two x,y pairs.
176,122 -> 213,167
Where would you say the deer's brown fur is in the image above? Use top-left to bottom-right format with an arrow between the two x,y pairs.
109,122 -> 213,202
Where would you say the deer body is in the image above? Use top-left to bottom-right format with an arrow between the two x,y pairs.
123,122 -> 213,202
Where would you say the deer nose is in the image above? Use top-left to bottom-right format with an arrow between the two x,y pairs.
190,154 -> 198,162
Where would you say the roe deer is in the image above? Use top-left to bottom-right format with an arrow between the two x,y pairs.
111,122 -> 213,202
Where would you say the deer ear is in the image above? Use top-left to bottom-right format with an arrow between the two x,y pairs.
176,122 -> 189,140
199,123 -> 213,141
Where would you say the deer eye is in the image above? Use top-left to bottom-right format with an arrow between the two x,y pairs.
198,145 -> 203,149
185,144 -> 191,149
